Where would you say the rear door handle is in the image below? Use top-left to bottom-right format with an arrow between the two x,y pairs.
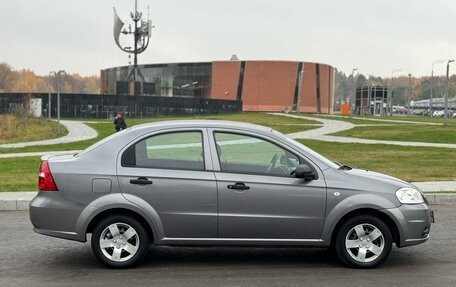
227,182 -> 250,190
130,177 -> 153,185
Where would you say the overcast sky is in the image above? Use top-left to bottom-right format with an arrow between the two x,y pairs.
1,0 -> 455,78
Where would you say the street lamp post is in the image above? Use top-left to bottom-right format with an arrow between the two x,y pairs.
407,73 -> 412,117
430,60 -> 446,117
50,70 -> 66,135
444,60 -> 455,125
350,68 -> 358,118
390,69 -> 403,116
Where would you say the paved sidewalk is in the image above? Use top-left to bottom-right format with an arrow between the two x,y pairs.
0,120 -> 98,148
273,113 -> 456,149
316,114 -> 443,125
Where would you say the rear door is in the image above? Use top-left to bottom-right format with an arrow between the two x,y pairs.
117,128 -> 217,238
209,129 -> 327,240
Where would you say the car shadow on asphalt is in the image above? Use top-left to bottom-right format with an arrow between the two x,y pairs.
142,246 -> 340,268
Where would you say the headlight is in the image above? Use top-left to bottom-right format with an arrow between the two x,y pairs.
395,187 -> 424,204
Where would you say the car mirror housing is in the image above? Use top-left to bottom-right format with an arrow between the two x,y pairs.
294,164 -> 316,180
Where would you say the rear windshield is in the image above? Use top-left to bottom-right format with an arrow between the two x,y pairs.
75,129 -> 130,157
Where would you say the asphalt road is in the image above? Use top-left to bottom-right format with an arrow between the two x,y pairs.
1,204 -> 455,287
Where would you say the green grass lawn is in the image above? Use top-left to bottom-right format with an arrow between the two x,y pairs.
332,124 -> 456,144
0,156 -> 40,192
3,140 -> 456,191
298,139 -> 456,182
0,113 -> 318,154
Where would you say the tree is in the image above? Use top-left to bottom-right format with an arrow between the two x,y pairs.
0,62 -> 14,92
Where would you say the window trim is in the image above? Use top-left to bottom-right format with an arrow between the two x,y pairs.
120,130 -> 207,172
212,131 -> 310,178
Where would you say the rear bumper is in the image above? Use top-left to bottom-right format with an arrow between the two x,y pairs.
384,203 -> 433,248
29,191 -> 86,242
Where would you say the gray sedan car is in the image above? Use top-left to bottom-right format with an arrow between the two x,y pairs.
30,120 -> 433,268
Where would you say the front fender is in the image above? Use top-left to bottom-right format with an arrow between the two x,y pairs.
321,192 -> 399,244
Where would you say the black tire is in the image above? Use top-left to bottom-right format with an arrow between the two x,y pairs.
91,215 -> 150,268
335,215 -> 392,268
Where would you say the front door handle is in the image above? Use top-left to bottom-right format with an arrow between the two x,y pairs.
130,177 -> 153,185
227,182 -> 250,190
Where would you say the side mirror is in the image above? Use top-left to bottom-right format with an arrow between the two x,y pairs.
295,164 -> 317,180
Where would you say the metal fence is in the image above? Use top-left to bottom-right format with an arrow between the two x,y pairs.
0,93 -> 242,118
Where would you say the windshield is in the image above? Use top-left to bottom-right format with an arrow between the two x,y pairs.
75,129 -> 129,157
283,136 -> 339,169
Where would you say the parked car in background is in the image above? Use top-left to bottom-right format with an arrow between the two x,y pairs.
30,120 -> 433,269
392,106 -> 408,115
433,110 -> 453,118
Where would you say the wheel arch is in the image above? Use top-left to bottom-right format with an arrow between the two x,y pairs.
329,208 -> 400,247
85,208 -> 157,243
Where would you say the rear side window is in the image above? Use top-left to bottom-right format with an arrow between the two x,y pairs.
122,131 -> 205,171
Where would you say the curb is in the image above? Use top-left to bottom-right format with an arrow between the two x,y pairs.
0,192 -> 455,211
0,192 -> 37,211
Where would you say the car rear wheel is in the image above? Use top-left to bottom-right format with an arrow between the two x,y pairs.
335,215 -> 392,268
91,215 -> 149,268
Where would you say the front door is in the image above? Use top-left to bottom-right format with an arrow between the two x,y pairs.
211,131 -> 326,240
117,129 -> 217,238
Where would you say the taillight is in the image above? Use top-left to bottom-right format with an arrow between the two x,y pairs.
38,160 -> 58,191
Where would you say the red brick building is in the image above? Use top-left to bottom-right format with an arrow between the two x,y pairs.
101,60 -> 335,114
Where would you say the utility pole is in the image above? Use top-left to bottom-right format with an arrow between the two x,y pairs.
390,69 -> 403,116
50,70 -> 66,135
444,60 -> 454,125
350,68 -> 358,118
430,60 -> 445,117
407,74 -> 412,117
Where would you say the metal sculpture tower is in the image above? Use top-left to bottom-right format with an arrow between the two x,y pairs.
113,0 -> 153,96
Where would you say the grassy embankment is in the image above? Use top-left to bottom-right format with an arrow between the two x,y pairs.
0,115 -> 68,144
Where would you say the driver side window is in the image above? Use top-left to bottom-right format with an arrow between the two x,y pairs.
214,132 -> 300,176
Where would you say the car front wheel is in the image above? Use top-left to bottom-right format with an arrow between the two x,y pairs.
335,215 -> 392,268
91,215 -> 150,268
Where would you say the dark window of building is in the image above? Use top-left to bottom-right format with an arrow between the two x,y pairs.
236,61 -> 246,101
116,81 -> 129,95
293,62 -> 304,111
316,64 -> 321,113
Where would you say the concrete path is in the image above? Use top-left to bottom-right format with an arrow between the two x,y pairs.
272,113 -> 456,149
0,150 -> 82,159
0,120 -> 98,149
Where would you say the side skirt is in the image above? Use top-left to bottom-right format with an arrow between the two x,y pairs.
157,237 -> 327,247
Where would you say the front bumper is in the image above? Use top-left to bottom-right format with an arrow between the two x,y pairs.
384,203 -> 433,248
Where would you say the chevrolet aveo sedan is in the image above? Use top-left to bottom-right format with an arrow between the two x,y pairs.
30,120 -> 434,268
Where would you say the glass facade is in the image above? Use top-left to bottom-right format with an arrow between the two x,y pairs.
102,62 -> 212,97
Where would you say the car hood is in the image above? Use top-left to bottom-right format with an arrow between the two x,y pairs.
345,168 -> 413,189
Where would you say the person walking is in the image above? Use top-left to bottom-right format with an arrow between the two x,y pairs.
113,113 -> 127,132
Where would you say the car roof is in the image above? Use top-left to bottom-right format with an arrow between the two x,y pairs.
130,120 -> 274,133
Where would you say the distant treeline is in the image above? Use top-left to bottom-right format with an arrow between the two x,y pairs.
0,62 -> 99,94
